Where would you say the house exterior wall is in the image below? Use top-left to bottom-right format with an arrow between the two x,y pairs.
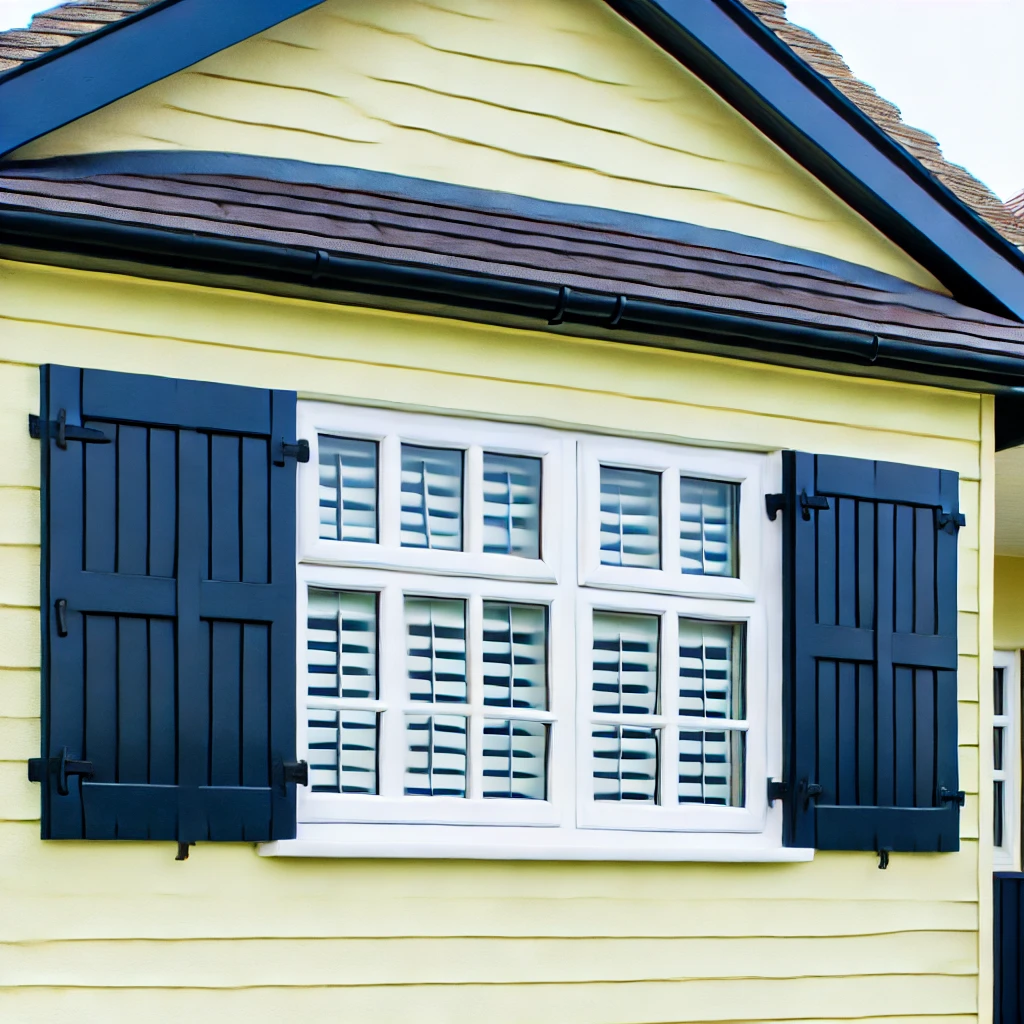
995,556 -> 1024,649
8,0 -> 944,292
0,256 -> 991,1022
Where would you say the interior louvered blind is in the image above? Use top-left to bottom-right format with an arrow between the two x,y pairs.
482,601 -> 547,709
483,453 -> 541,558
679,477 -> 737,577
36,365 -> 299,843
677,620 -> 745,807
592,611 -> 660,802
401,444 -> 463,550
318,435 -> 377,542
782,451 -> 962,852
305,588 -> 379,794
599,466 -> 660,569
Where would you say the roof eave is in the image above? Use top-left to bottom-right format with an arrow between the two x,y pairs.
0,0 -> 328,157
606,0 -> 1024,323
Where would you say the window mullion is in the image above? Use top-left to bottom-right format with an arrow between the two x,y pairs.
465,445 -> 484,555
378,582 -> 405,799
379,433 -> 401,549
467,593 -> 484,800
661,611 -> 680,807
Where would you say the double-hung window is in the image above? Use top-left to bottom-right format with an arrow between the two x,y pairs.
295,403 -> 781,856
994,650 -> 1019,869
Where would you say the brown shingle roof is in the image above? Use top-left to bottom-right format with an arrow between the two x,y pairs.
0,1 -> 159,74
1007,190 -> 1024,220
2,0 -> 1022,249
3,170 -> 1023,363
741,0 -> 1024,247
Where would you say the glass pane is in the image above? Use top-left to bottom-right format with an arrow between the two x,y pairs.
994,667 -> 1005,716
592,724 -> 659,802
405,597 -> 467,703
995,727 -> 1005,771
483,719 -> 548,799
483,453 -> 541,558
599,466 -> 660,569
318,435 -> 377,542
306,588 -> 377,699
592,611 -> 659,715
483,602 -> 547,709
307,709 -> 378,794
680,477 -> 737,577
401,445 -> 463,550
678,619 -> 744,719
995,780 -> 1005,848
404,714 -> 468,796
679,729 -> 745,806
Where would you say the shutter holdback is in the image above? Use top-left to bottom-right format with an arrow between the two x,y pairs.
764,490 -> 830,521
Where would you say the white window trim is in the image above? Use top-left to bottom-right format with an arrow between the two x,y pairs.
576,588 -> 768,834
994,649 -> 1019,870
266,402 -> 798,861
298,402 -> 570,582
578,436 -> 764,600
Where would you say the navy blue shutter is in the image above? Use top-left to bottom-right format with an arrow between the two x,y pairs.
995,873 -> 1024,1023
37,365 -> 299,842
782,451 -> 961,852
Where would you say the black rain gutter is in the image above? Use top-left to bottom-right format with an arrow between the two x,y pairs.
5,207 -> 1024,444
606,0 -> 1024,324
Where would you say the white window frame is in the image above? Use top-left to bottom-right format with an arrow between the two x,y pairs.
298,402 -> 568,583
271,402 -> 798,861
994,649 -> 1019,870
578,437 -> 765,600
576,588 -> 768,834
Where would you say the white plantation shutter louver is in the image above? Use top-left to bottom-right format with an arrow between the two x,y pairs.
600,466 -> 660,569
679,477 -> 737,577
318,435 -> 378,542
401,445 -> 463,550
305,588 -> 380,794
483,453 -> 541,558
591,611 -> 660,802
677,619 -> 745,807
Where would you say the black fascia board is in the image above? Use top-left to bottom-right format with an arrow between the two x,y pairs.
0,0 -> 328,157
6,206 -> 1024,400
606,0 -> 1024,323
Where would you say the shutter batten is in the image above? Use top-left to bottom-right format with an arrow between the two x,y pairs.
37,365 -> 299,844
782,451 -> 961,853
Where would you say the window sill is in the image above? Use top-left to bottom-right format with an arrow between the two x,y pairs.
259,824 -> 814,862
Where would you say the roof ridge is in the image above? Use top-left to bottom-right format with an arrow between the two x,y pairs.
738,0 -> 1024,247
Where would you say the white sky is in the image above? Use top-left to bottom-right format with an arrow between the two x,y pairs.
1,0 -> 1021,200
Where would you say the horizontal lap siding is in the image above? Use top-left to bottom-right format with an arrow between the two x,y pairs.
9,0 -> 941,290
0,260 -> 986,1022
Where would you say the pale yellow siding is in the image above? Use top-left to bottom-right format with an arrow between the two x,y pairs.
0,257 -> 988,1023
995,555 -> 1024,648
8,0 -> 943,292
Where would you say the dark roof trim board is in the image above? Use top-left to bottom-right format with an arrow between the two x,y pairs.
0,0 -> 327,156
606,0 -> 1024,323
1,150 -> 941,299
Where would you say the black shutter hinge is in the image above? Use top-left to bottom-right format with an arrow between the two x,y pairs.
28,410 -> 111,449
878,847 -> 892,870
799,779 -> 823,809
765,491 -> 831,521
936,509 -> 966,534
283,760 -> 309,786
767,779 -> 787,806
939,787 -> 966,807
765,494 -> 786,521
273,438 -> 310,467
27,747 -> 94,796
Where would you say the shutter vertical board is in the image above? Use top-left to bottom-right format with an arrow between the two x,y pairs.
782,452 -> 961,852
995,873 -> 1024,1024
38,365 -> 298,843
